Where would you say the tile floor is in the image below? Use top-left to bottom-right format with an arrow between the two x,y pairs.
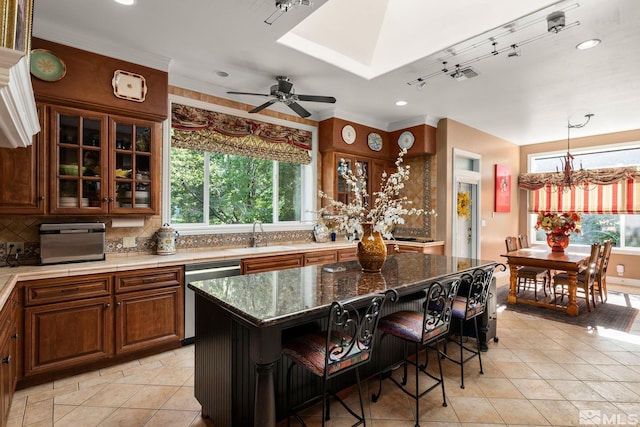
7,285 -> 640,426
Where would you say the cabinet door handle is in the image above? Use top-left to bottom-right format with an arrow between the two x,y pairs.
116,302 -> 121,307
12,333 -> 18,340
2,356 -> 10,364
39,195 -> 46,201
102,197 -> 109,202
105,303 -> 111,308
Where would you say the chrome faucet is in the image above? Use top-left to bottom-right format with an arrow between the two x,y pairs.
250,221 -> 268,247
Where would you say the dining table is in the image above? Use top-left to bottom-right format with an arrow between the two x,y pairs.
501,245 -> 590,316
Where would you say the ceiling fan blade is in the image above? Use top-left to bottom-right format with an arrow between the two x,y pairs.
287,102 -> 311,118
249,100 -> 277,114
296,95 -> 337,103
227,91 -> 271,97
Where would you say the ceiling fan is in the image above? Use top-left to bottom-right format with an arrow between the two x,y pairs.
227,76 -> 336,118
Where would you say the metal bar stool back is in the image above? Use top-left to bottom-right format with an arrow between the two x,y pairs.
283,289 -> 397,427
371,277 -> 461,427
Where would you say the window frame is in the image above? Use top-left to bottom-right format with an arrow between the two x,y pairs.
526,141 -> 640,254
163,94 -> 318,235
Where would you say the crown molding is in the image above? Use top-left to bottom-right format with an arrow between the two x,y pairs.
33,21 -> 172,71
388,115 -> 440,131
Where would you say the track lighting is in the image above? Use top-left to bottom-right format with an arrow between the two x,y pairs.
407,3 -> 580,87
416,78 -> 426,90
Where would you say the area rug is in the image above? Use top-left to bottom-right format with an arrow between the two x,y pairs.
496,284 -> 640,333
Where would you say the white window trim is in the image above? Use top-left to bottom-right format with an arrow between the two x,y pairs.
163,94 -> 318,235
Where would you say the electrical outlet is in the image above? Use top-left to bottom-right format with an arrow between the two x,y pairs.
7,242 -> 24,254
122,237 -> 137,248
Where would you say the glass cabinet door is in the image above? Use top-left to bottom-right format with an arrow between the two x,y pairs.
110,118 -> 154,213
51,108 -> 108,213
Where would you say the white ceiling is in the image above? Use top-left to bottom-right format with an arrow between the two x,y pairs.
32,0 -> 640,145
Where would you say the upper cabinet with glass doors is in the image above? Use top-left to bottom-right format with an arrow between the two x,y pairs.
50,106 -> 159,214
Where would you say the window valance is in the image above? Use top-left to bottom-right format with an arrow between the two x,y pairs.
519,167 -> 640,214
171,103 -> 312,165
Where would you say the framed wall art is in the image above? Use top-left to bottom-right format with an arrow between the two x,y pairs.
1,0 -> 34,54
494,164 -> 511,212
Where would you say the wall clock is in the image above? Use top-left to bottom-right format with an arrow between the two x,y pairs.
398,131 -> 415,150
112,70 -> 148,102
341,125 -> 356,144
367,132 -> 383,151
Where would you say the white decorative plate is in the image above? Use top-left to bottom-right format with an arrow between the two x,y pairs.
367,132 -> 383,151
341,125 -> 356,144
398,131 -> 415,150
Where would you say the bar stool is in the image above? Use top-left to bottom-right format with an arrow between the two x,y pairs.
371,277 -> 461,427
282,290 -> 396,427
441,267 -> 495,389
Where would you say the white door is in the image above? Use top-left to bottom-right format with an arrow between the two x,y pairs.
452,149 -> 481,260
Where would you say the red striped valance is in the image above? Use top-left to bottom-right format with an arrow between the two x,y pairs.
170,103 -> 312,165
527,178 -> 640,214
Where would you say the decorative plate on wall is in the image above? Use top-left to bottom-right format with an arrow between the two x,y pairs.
398,131 -> 415,150
341,125 -> 356,144
30,49 -> 67,82
367,132 -> 383,151
112,70 -> 148,102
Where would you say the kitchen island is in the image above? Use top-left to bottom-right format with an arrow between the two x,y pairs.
188,253 -> 501,427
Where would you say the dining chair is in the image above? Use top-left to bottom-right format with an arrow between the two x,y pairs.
282,290 -> 396,427
505,236 -> 550,301
593,239 -> 613,304
371,277 -> 461,427
553,242 -> 601,311
441,266 -> 495,389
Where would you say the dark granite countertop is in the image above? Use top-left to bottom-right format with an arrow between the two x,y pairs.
188,253 -> 498,328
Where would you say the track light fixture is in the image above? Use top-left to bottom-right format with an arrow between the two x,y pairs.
264,0 -> 313,25
408,3 -> 580,87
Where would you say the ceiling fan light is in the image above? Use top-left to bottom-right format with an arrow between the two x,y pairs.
576,39 -> 601,50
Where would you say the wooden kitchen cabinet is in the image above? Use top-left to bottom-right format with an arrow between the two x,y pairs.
114,268 -> 183,355
304,250 -> 338,266
241,254 -> 303,274
49,105 -> 159,215
20,267 -> 183,381
0,104 -> 46,215
337,247 -> 358,262
0,289 -> 18,427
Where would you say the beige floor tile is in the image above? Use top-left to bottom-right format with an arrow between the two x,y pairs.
143,409 -> 199,427
53,405 -> 115,427
593,364 -> 640,382
24,383 -> 78,404
162,386 -> 202,411
539,350 -> 588,364
562,363 -> 613,381
96,407 -> 155,427
447,396 -> 503,424
147,366 -> 194,386
530,399 -> 583,426
546,379 -> 607,402
114,366 -> 165,385
53,369 -> 101,389
83,383 -> 144,407
368,379 -> 414,421
78,371 -> 126,389
493,361 -> 542,379
584,380 -> 640,402
122,385 -> 179,409
526,362 -> 577,381
53,383 -> 108,405
188,415 -> 216,427
23,397 -> 53,426
475,377 -> 523,398
510,349 -> 555,364
99,359 -> 142,375
509,378 -> 564,400
53,404 -> 76,422
7,396 -> 26,419
489,397 -> 548,425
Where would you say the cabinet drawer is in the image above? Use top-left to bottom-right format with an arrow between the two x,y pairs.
304,251 -> 338,266
337,248 -> 357,262
115,266 -> 183,293
241,254 -> 303,274
23,275 -> 112,306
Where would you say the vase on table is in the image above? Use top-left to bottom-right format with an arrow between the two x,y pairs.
546,232 -> 570,252
357,222 -> 387,272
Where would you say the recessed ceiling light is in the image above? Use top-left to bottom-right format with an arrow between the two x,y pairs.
114,0 -> 136,5
576,39 -> 601,50
395,100 -> 408,106
215,71 -> 229,78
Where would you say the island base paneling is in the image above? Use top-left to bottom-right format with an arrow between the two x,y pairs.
193,293 -> 422,426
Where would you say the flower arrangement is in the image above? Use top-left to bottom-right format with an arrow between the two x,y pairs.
535,211 -> 582,235
319,149 -> 433,240
457,191 -> 472,221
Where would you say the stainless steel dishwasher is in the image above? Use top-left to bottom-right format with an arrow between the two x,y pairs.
183,259 -> 241,344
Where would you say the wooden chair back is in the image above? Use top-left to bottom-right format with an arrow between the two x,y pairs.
518,234 -> 531,248
598,240 -> 613,278
584,242 -> 602,289
505,236 -> 519,252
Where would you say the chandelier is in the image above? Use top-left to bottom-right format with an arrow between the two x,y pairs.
559,113 -> 594,191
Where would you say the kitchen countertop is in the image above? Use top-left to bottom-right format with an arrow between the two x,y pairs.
0,239 -> 444,309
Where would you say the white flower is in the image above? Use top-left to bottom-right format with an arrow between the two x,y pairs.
319,149 -> 435,240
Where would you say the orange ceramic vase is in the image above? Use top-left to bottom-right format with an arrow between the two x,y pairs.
357,223 -> 388,272
546,232 -> 570,252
